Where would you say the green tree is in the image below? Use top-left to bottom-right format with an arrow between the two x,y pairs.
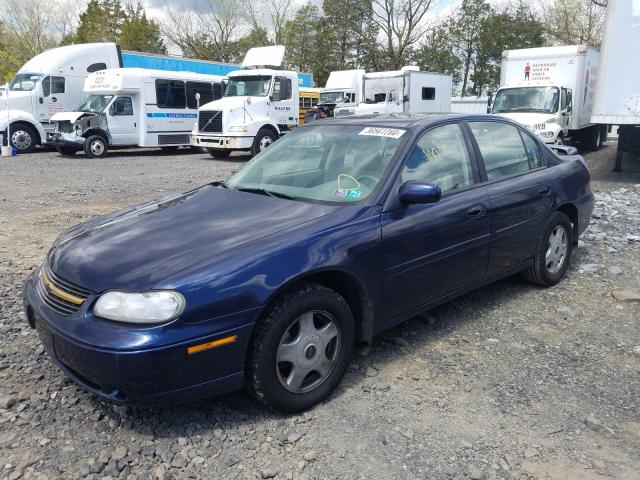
283,3 -> 325,79
228,27 -> 270,64
415,23 -> 463,90
120,3 -> 166,54
73,0 -> 126,44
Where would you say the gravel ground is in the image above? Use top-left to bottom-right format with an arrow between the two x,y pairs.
1,144 -> 639,480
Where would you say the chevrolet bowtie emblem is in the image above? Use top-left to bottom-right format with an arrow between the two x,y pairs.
40,271 -> 85,305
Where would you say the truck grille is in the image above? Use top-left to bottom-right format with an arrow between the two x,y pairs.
334,109 -> 356,118
36,263 -> 92,316
198,111 -> 223,133
57,121 -> 74,133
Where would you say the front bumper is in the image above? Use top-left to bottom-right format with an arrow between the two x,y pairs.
47,132 -> 85,148
190,133 -> 253,150
23,273 -> 256,406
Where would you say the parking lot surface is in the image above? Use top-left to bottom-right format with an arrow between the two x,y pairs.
1,145 -> 639,480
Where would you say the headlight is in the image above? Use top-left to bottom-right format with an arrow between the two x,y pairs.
94,291 -> 186,324
540,131 -> 555,138
228,125 -> 248,133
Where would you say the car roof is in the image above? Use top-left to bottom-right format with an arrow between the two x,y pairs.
314,113 -> 500,129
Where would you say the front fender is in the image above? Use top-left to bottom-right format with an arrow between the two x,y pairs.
0,110 -> 45,143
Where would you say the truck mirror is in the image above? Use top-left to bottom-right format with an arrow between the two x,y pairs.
195,92 -> 200,101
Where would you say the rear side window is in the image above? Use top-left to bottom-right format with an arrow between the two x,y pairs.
156,80 -> 186,108
186,81 -> 213,109
469,121 -> 535,180
520,131 -> 544,169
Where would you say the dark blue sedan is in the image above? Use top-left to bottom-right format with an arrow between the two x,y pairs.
23,114 -> 594,412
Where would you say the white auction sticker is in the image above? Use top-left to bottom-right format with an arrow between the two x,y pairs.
358,127 -> 405,139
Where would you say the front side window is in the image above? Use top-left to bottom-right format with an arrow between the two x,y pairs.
272,77 -> 292,101
469,121 -> 538,180
186,81 -> 214,109
9,73 -> 43,91
110,97 -> 133,116
491,87 -> 560,114
226,125 -> 407,203
224,76 -> 272,97
156,80 -> 186,108
77,95 -> 114,113
51,76 -> 65,94
42,76 -> 51,97
402,123 -> 474,194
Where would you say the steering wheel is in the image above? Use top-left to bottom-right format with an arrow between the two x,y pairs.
358,175 -> 378,189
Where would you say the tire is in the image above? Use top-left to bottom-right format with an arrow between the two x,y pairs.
522,211 -> 573,287
250,128 -> 277,157
246,282 -> 355,412
160,146 -> 179,152
83,135 -> 108,158
587,125 -> 602,151
8,123 -> 38,153
206,148 -> 231,158
56,146 -> 78,156
553,133 -> 565,146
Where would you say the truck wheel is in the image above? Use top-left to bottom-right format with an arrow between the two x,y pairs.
56,146 -> 78,156
206,148 -> 231,158
553,133 -> 566,146
246,282 -> 355,412
9,124 -> 38,153
250,129 -> 277,157
83,135 -> 108,158
589,126 -> 603,151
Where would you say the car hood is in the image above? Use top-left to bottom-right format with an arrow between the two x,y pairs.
50,111 -> 94,123
49,185 -> 335,292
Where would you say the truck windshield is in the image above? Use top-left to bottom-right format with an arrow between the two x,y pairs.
8,73 -> 43,91
225,124 -> 406,204
319,91 -> 348,104
77,95 -> 114,113
225,76 -> 272,97
492,87 -> 560,114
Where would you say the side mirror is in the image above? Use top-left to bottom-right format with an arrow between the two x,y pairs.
398,181 -> 441,205
566,104 -> 572,114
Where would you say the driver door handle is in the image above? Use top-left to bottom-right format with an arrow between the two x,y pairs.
467,204 -> 486,217
538,186 -> 551,195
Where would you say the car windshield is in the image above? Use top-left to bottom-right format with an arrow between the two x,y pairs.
8,73 -> 43,91
225,76 -> 272,97
77,95 -> 114,113
225,124 -> 407,204
492,87 -> 559,114
319,91 -> 347,103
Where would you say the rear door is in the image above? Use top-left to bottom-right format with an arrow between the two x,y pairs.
466,120 -> 552,276
381,122 -> 491,320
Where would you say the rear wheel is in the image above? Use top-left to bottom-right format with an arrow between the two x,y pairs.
83,135 -> 108,158
9,124 -> 38,153
160,146 -> 179,152
56,146 -> 78,156
250,128 -> 277,157
246,283 -> 355,412
587,125 -> 603,151
522,211 -> 573,287
206,148 -> 231,158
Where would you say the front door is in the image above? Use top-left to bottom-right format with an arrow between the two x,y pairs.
269,76 -> 297,126
467,121 -> 552,275
107,96 -> 138,146
37,76 -> 68,122
381,122 -> 491,321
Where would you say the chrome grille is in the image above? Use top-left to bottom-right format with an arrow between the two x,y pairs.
36,263 -> 91,316
334,109 -> 355,118
198,111 -> 223,133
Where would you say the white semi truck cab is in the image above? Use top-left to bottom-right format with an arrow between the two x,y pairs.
491,45 -> 607,150
318,69 -> 365,113
191,46 -> 299,158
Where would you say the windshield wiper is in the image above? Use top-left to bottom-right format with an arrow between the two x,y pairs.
236,187 -> 296,200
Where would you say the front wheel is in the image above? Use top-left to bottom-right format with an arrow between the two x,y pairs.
522,211 -> 573,287
246,283 -> 355,412
553,133 -> 566,146
250,128 -> 277,157
9,124 -> 38,153
56,146 -> 78,156
83,135 -> 108,158
206,148 -> 231,158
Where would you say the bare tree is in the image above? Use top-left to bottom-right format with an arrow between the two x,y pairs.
371,0 -> 434,69
162,0 -> 247,62
245,0 -> 295,44
537,0 -> 607,47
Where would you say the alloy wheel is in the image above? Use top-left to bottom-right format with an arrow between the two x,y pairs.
545,224 -> 568,274
11,130 -> 32,150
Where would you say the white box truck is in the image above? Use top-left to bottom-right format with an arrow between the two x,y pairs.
191,46 -> 299,158
490,45 -> 607,150
333,67 -> 451,117
591,0 -> 640,171
48,68 -> 224,157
